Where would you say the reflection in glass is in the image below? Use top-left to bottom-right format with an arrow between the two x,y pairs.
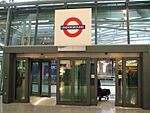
59,60 -> 72,102
125,60 -> 138,105
31,62 -> 39,94
74,60 -> 87,103
15,60 -> 26,100
41,62 -> 49,95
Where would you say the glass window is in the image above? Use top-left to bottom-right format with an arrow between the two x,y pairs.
97,8 -> 127,45
10,13 -> 36,45
129,8 -> 150,44
36,10 -> 54,45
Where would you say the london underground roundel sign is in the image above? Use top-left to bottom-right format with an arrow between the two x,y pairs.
61,17 -> 85,38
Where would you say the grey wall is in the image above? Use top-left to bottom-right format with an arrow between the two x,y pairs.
142,52 -> 150,109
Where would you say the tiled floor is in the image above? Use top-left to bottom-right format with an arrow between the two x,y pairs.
1,96 -> 150,113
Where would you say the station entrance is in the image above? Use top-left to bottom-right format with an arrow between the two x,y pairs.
14,53 -> 140,107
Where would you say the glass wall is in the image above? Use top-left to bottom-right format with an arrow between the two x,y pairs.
36,10 -> 54,45
10,12 -> 36,45
97,7 -> 127,44
0,13 -> 6,46
129,8 -> 150,44
0,10 -> 6,94
2,0 -> 150,45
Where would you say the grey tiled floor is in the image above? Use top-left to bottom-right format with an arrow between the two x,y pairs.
1,96 -> 150,113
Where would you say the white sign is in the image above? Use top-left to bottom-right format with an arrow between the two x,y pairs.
55,8 -> 91,46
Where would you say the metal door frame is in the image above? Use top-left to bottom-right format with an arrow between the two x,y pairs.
90,58 -> 97,105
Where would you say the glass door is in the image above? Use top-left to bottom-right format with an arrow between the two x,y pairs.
31,61 -> 39,95
31,60 -> 56,97
41,61 -> 50,96
74,60 -> 88,103
116,59 -> 123,106
50,60 -> 57,97
15,59 -> 28,102
123,58 -> 139,107
58,58 -> 90,105
116,57 -> 139,107
59,60 -> 72,102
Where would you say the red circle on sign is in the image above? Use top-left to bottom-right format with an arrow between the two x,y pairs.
63,17 -> 83,38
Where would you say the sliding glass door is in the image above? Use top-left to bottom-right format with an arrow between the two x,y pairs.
31,60 -> 57,97
123,58 -> 139,107
116,57 -> 140,107
58,58 -> 90,105
15,59 -> 29,102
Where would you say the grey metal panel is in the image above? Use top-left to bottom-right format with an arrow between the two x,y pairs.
142,53 -> 150,109
3,53 -> 15,103
3,45 -> 150,54
3,53 -> 9,103
3,46 -> 57,53
86,45 -> 150,53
